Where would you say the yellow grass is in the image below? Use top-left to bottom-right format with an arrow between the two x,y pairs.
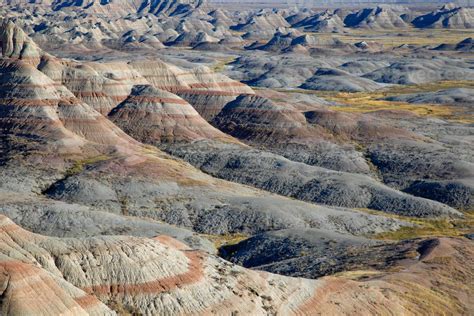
211,57 -> 237,73
330,99 -> 454,117
312,28 -> 474,48
357,208 -> 474,241
393,279 -> 465,314
202,233 -> 249,248
276,81 -> 474,123
333,269 -> 384,280
66,155 -> 110,176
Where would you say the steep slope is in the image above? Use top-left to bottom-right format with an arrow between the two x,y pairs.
10,0 -> 204,17
3,19 -> 468,216
109,84 -> 234,143
255,32 -> 341,52
293,10 -> 345,33
344,5 -> 408,29
434,37 -> 474,52
0,19 -> 42,63
231,11 -> 290,33
0,57 -> 137,156
0,215 -> 319,315
0,59 -> 400,240
413,4 -> 474,29
0,13 -> 473,316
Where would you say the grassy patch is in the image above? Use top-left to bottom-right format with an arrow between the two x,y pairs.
392,279 -> 464,314
379,80 -> 474,94
202,233 -> 249,249
357,208 -> 474,240
211,57 -> 237,73
107,300 -> 141,316
311,28 -> 474,48
278,81 -> 474,123
65,155 -> 110,176
332,269 -> 384,280
329,99 -> 455,118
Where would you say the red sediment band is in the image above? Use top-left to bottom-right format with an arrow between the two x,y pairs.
125,95 -> 189,105
112,111 -> 201,119
0,83 -> 63,88
1,56 -> 41,63
140,73 -> 193,78
72,89 -> 243,98
154,235 -> 190,250
0,98 -> 80,106
175,89 -> 241,96
0,117 -> 63,125
61,118 -> 119,125
188,82 -> 247,89
81,250 -> 205,296
0,224 -> 23,234
73,92 -> 128,100
74,294 -> 104,309
213,106 -> 296,114
297,278 -> 351,314
59,78 -> 133,84
1,260 -> 31,272
0,261 -> 102,311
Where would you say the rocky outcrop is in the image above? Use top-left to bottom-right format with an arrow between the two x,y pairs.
45,0 -> 205,17
293,10 -> 345,32
0,58 -> 137,153
0,19 -> 42,63
255,32 -> 341,52
344,5 -> 408,29
413,4 -> 474,29
300,68 -> 382,92
231,12 -> 290,33
0,215 -> 320,315
434,37 -> 474,51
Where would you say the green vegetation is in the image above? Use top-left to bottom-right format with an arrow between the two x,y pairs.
203,233 -> 249,248
357,208 -> 474,240
312,28 -> 473,48
65,155 -> 110,176
275,81 -> 474,123
211,57 -> 236,73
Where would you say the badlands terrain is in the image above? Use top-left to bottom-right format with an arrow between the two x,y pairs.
0,0 -> 473,315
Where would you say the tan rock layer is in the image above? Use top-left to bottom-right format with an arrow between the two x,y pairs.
0,215 -> 472,315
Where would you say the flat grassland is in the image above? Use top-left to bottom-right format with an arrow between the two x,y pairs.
314,28 -> 474,47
